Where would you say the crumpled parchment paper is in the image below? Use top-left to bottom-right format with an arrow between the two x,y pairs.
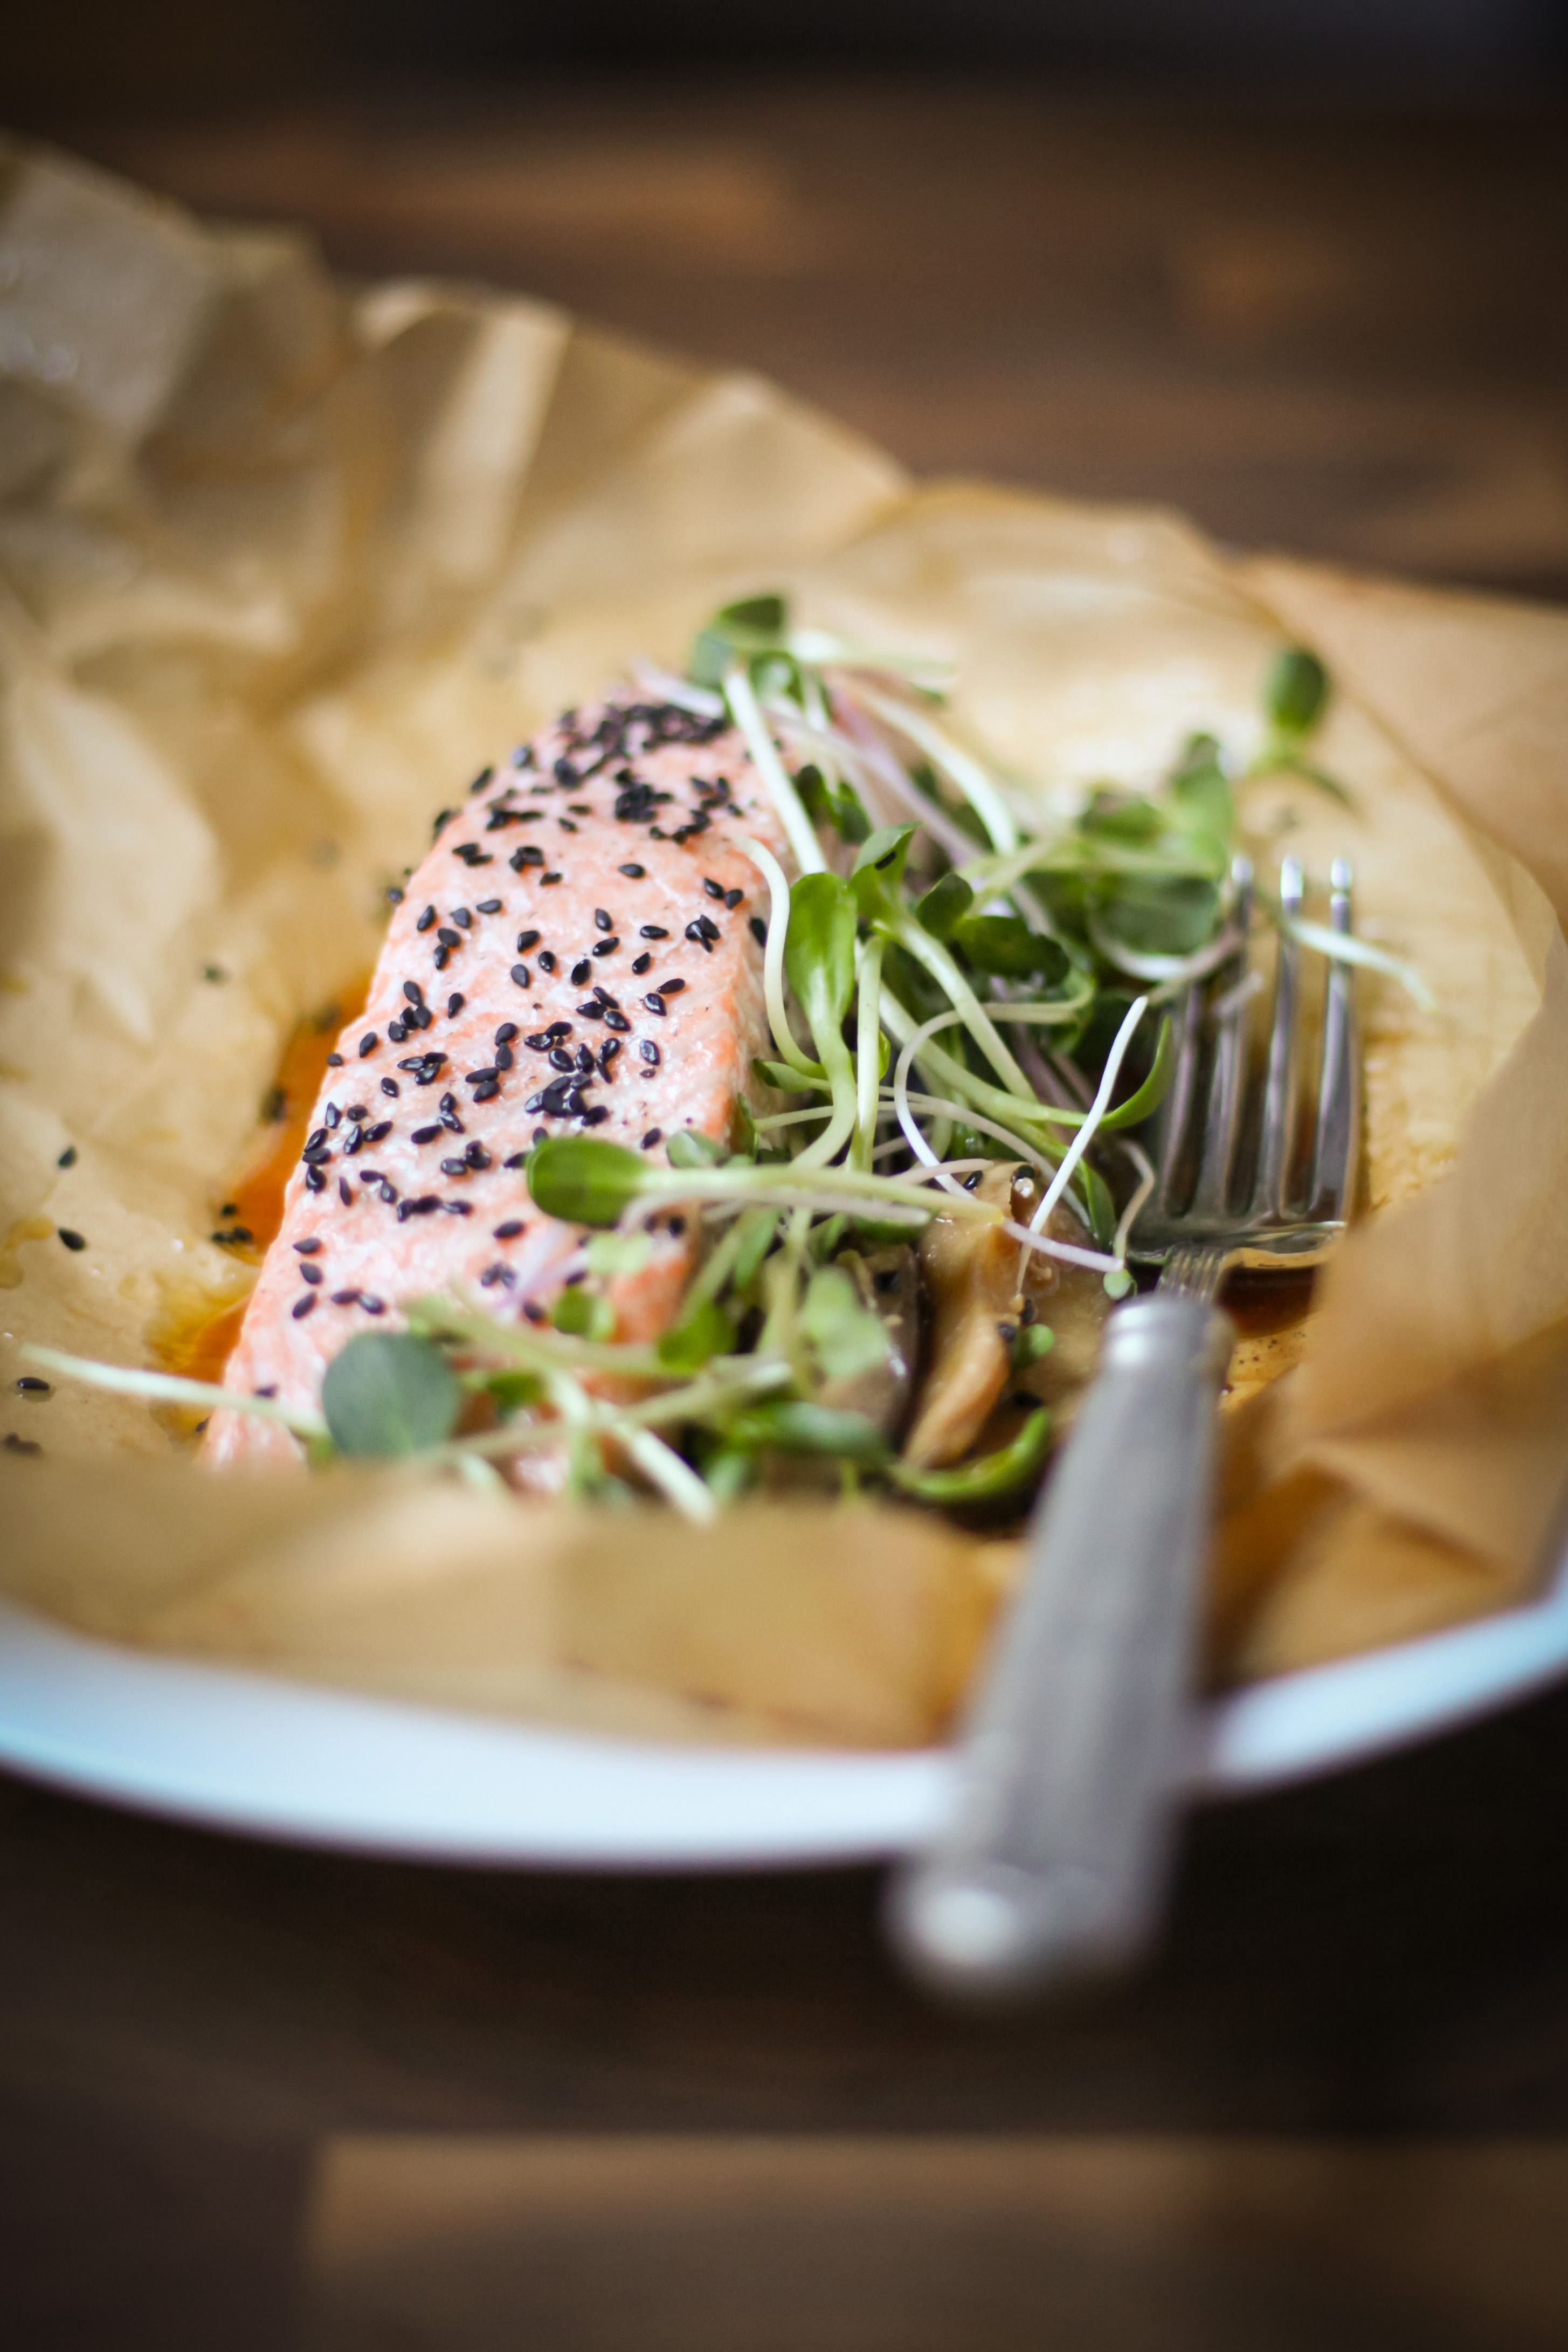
1,135 -> 1564,1743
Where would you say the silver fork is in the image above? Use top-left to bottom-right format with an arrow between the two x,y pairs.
889,854 -> 1359,2001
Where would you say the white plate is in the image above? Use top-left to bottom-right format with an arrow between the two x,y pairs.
2,1557 -> 1567,1866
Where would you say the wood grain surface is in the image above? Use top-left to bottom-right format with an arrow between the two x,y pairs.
5,78 -> 1568,2350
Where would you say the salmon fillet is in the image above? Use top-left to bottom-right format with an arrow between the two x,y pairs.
204,695 -> 790,1466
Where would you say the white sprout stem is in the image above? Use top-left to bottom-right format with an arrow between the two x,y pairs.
724,660 -> 824,875
811,700 -> 980,866
1030,996 -> 1149,1236
890,918 -> 1035,1099
854,684 -> 1019,853
1280,913 -> 1435,1011
22,1345 -> 328,1441
853,934 -> 886,1171
737,833 -> 821,1077
1111,1138 -> 1157,1265
1087,912 -> 1246,987
631,662 -> 725,718
893,1087 -> 1056,1179
618,1422 -> 720,1523
754,1103 -> 835,1132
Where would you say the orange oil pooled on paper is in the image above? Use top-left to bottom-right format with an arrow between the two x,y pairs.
152,979 -> 370,1382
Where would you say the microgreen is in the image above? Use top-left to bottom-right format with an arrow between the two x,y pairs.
321,1333 -> 460,1458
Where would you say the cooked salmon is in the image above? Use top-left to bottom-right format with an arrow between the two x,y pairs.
204,695 -> 790,1465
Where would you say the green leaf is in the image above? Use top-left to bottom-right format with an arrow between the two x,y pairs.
1265,646 -> 1329,736
1079,1162 -> 1117,1249
848,823 -> 918,922
755,1059 -> 827,1093
796,765 -> 871,844
1080,791 -> 1164,843
1099,1013 -> 1176,1130
784,872 -> 859,1039
800,1265 -> 891,1384
527,1137 -> 646,1227
552,1286 -> 615,1341
892,1409 -> 1051,1502
1168,735 -> 1234,846
951,913 -> 1071,984
585,1230 -> 654,1277
656,1298 -> 733,1371
486,1369 -> 544,1413
730,1207 -> 779,1292
666,1128 -> 729,1171
320,1333 -> 460,1458
1100,873 -> 1221,956
688,592 -> 791,688
727,1399 -> 890,1465
916,871 -> 974,939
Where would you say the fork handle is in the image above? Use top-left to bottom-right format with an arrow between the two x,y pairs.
889,1294 -> 1233,2002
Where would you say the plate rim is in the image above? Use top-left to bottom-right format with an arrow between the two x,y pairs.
2,1549 -> 1565,1868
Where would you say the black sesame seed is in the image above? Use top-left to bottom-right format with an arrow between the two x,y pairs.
749,917 -> 767,947
57,1145 -> 78,1168
703,877 -> 725,899
618,863 -> 646,878
575,1001 -> 604,1021
465,1143 -> 493,1170
381,1078 -> 398,1097
444,1201 -> 472,1217
575,1045 -> 595,1074
493,1220 -> 525,1239
300,1263 -> 323,1286
403,981 -> 424,1005
411,1124 -> 440,1144
579,1106 -> 610,1126
470,765 -> 494,795
523,1300 -> 547,1323
476,898 -> 502,914
367,1121 -> 392,1143
292,1293 -> 316,1320
548,1048 -> 575,1072
437,927 -> 460,948
644,993 -> 666,1016
558,819 -> 578,833
667,1216 -> 687,1236
339,1178 -> 352,1205
592,937 -> 619,957
657,977 -> 687,995
323,1104 -> 341,1130
361,1295 -> 385,1315
330,1290 -> 361,1307
537,949 -> 557,973
510,964 -> 532,989
516,930 -> 541,953
3,1434 -> 42,1456
326,1052 -> 344,1067
504,1151 -> 528,1169
631,953 -> 652,974
495,1022 -> 519,1044
495,1045 -> 514,1070
386,885 -> 405,905
387,1018 -> 407,1043
440,1111 -> 464,1134
447,993 -> 465,1017
294,1238 -> 322,1256
602,1009 -> 631,1033
16,1376 -> 51,1394
594,908 -> 613,932
638,1040 -> 660,1065
472,1080 -> 500,1102
639,925 -> 669,940
724,888 -> 744,910
57,1226 -> 87,1251
452,908 -> 472,930
541,872 -> 563,886
641,1128 -> 662,1148
531,1128 -> 548,1146
571,960 -> 592,986
416,905 -> 437,932
359,1031 -> 378,1057
440,1157 -> 468,1178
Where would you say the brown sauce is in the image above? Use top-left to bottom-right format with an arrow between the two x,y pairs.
151,979 -> 369,1384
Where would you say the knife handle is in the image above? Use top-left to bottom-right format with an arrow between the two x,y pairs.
889,1293 -> 1232,2001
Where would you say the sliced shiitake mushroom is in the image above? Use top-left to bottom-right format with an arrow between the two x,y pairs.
903,1163 -> 1110,1471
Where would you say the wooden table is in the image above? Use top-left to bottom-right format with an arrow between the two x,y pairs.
7,80 -> 1568,2349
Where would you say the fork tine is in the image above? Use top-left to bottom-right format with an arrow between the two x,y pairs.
1248,855 -> 1303,1217
1156,975 -> 1205,1206
1306,857 -> 1359,1220
1189,856 -> 1253,1218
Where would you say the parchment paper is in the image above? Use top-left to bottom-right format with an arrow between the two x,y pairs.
2,135 -> 1564,1741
